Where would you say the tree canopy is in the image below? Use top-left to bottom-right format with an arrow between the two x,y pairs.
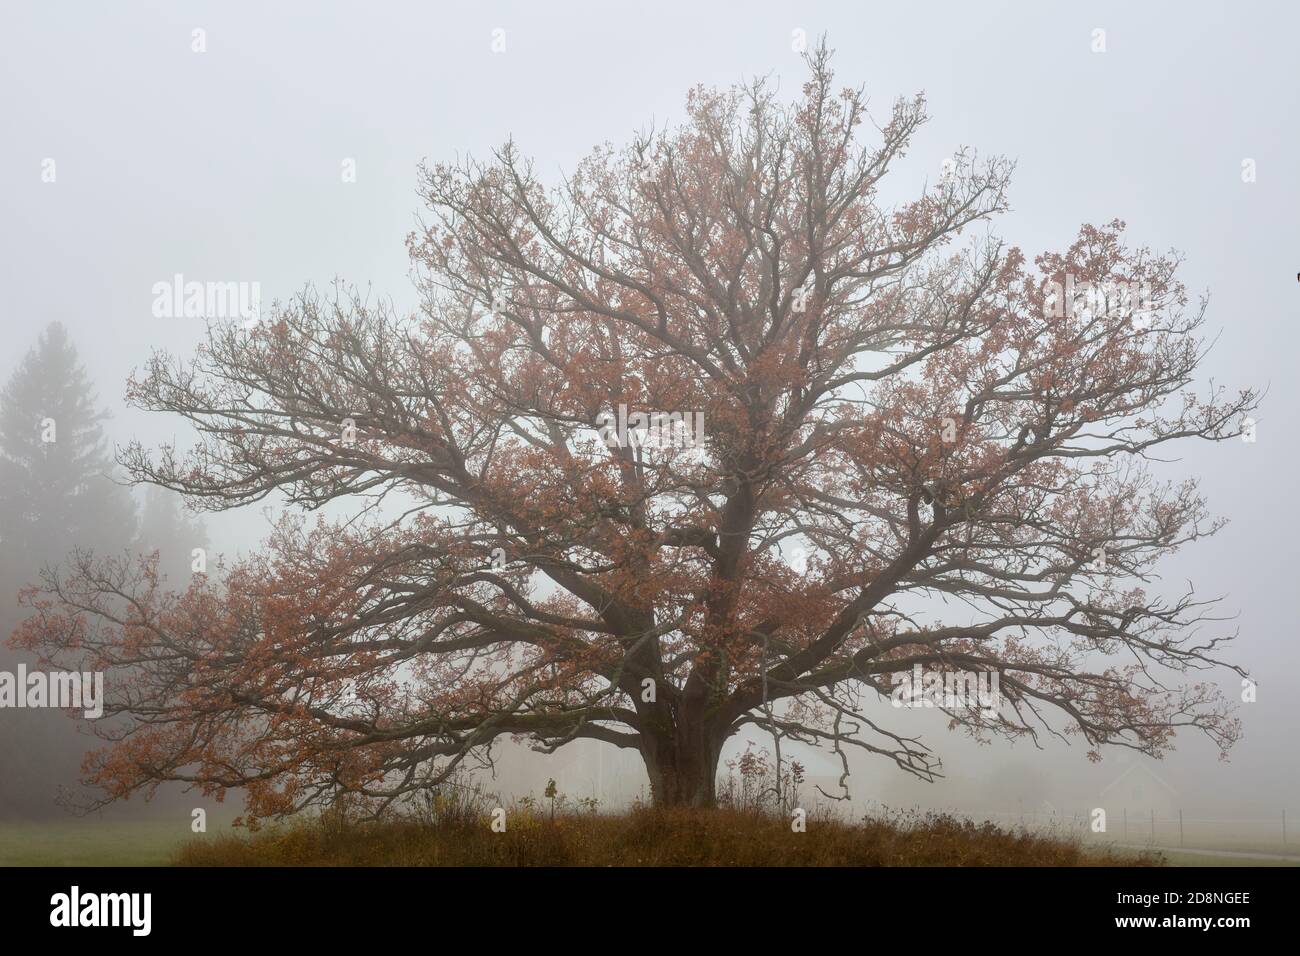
12,48 -> 1257,816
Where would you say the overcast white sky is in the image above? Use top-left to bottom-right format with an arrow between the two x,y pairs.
2,0 -> 1297,818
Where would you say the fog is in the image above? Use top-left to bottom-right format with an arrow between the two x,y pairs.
1,0 -> 1296,830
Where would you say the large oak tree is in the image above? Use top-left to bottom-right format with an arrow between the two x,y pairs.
13,48 -> 1256,816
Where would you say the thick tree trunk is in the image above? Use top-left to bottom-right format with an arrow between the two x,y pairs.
641,726 -> 723,808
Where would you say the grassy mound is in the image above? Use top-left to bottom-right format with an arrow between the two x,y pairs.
175,807 -> 1160,867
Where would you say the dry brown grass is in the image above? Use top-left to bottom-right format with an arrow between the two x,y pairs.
175,807 -> 1161,867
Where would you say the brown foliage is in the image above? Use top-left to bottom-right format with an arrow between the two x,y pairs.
174,807 -> 1160,867
10,43 -> 1256,819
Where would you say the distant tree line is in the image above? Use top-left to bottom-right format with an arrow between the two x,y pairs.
0,322 -> 207,818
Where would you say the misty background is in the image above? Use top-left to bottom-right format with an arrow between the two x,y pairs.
0,0 -> 1296,827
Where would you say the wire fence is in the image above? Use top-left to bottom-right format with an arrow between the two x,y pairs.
961,807 -> 1297,856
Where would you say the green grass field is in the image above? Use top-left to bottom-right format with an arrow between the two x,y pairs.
0,817 -> 236,867
1,821 -> 189,866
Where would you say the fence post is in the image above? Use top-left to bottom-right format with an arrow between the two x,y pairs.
1179,809 -> 1183,847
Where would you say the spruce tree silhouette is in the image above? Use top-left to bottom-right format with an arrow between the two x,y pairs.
0,322 -> 137,818
0,322 -> 136,564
